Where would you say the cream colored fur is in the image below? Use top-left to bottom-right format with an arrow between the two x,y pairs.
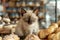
15,12 -> 39,36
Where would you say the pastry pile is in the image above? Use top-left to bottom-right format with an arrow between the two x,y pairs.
38,21 -> 60,40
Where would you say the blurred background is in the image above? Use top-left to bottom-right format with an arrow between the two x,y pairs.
0,0 -> 59,32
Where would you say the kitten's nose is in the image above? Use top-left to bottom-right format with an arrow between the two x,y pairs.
28,17 -> 32,24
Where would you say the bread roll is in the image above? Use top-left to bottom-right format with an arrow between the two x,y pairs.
38,27 -> 56,39
24,34 -> 41,40
3,34 -> 20,40
49,23 -> 58,29
38,23 -> 58,39
4,25 -> 13,29
47,23 -> 58,34
53,32 -> 60,40
55,27 -> 60,33
48,34 -> 55,40
48,32 -> 60,40
3,18 -> 10,24
38,29 -> 50,39
47,27 -> 55,34
22,2 -> 26,7
36,2 -> 40,7
0,37 -> 2,40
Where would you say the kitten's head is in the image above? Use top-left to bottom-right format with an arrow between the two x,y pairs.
23,13 -> 38,24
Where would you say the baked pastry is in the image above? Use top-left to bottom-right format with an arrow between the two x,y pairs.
49,23 -> 58,29
38,27 -> 56,39
0,24 -> 4,29
47,26 -> 56,34
47,23 -> 58,34
55,27 -> 60,33
52,32 -> 60,40
38,29 -> 49,39
16,2 -> 20,7
48,31 -> 60,40
3,18 -> 10,24
0,37 -> 2,40
22,2 -> 26,7
3,33 -> 20,40
4,24 -> 17,33
24,34 -> 41,40
36,2 -> 40,7
48,34 -> 55,40
38,23 -> 58,39
57,21 -> 60,27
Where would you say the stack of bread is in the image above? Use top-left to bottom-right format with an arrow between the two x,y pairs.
38,21 -> 60,40
38,23 -> 58,39
47,21 -> 60,40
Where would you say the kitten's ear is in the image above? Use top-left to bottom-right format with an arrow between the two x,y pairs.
21,8 -> 27,13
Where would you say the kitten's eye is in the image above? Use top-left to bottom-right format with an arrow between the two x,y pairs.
25,18 -> 29,21
24,18 -> 29,22
31,17 -> 36,22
